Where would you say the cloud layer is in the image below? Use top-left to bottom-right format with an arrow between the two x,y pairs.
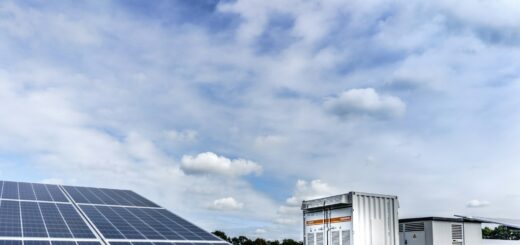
181,152 -> 262,177
325,88 -> 406,119
1,0 -> 520,240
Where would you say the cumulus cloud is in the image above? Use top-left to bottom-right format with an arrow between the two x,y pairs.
181,152 -> 262,177
209,197 -> 244,211
324,88 -> 406,119
276,180 -> 338,226
467,199 -> 491,208
285,179 -> 338,206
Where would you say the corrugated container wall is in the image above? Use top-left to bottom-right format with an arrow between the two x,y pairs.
302,192 -> 399,245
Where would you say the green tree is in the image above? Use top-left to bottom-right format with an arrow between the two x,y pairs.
482,227 -> 493,239
482,226 -> 520,240
281,239 -> 302,245
212,230 -> 230,242
254,238 -> 267,245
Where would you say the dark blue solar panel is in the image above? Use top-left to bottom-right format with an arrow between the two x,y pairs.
95,206 -> 144,239
2,182 -> 19,199
109,243 -> 132,245
21,201 -> 47,237
51,242 -> 76,245
77,242 -> 102,245
89,189 -> 118,205
18,183 -> 36,200
0,240 -> 22,245
0,200 -> 21,236
143,209 -> 201,240
126,208 -> 183,240
46,185 -> 68,203
62,186 -> 88,203
132,243 -> 155,245
80,205 -> 125,239
0,180 -> 220,244
63,187 -> 159,208
77,187 -> 104,204
24,241 -> 50,245
119,191 -> 158,208
33,184 -> 53,202
153,210 -> 217,241
56,203 -> 95,238
39,202 -> 73,238
101,189 -> 132,206
111,207 -> 165,239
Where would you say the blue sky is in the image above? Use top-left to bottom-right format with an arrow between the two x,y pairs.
2,0 -> 520,240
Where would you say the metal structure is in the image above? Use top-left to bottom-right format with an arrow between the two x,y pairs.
399,217 -> 482,245
302,192 -> 399,245
0,180 -> 226,245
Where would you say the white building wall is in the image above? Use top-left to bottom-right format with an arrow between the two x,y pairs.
431,221 -> 452,245
464,222 -> 483,245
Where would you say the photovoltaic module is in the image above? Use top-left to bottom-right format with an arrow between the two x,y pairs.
0,181 -> 227,245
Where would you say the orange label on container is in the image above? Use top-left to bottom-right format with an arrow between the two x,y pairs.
306,216 -> 352,225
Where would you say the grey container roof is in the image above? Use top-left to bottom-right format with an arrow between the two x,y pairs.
301,191 -> 398,211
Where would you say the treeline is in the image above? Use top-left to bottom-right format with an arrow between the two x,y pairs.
212,231 -> 303,245
483,226 -> 520,240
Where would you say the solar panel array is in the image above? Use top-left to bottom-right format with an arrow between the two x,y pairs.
0,181 -> 226,245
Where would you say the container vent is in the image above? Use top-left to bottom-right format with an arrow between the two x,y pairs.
404,222 -> 425,232
316,232 -> 324,245
341,230 -> 350,245
307,233 -> 315,245
331,231 -> 340,245
399,224 -> 404,232
452,224 -> 463,241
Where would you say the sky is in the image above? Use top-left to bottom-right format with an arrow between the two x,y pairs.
1,0 -> 520,240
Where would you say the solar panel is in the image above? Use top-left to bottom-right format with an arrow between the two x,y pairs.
0,180 -> 226,245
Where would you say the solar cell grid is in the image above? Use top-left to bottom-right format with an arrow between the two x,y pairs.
46,186 -> 68,203
110,208 -> 164,240
77,242 -> 102,245
2,182 -> 19,200
56,204 -> 95,238
18,183 -> 36,201
39,202 -> 73,238
0,200 -> 22,237
24,241 -> 50,245
33,184 -> 53,202
80,205 -> 125,239
0,180 -> 227,245
96,206 -> 144,240
21,202 -> 48,237
0,240 -> 22,245
125,208 -> 183,240
51,241 -> 76,245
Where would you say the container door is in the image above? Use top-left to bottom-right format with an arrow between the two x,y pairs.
402,223 -> 426,245
328,208 -> 352,245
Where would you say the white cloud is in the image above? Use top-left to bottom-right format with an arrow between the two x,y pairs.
467,200 -> 491,208
275,180 -> 339,228
255,228 -> 266,234
210,197 -> 244,211
181,152 -> 262,177
285,179 -> 339,206
324,88 -> 406,119
2,0 -> 520,240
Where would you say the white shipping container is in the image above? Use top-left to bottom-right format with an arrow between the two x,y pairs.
302,192 -> 399,245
